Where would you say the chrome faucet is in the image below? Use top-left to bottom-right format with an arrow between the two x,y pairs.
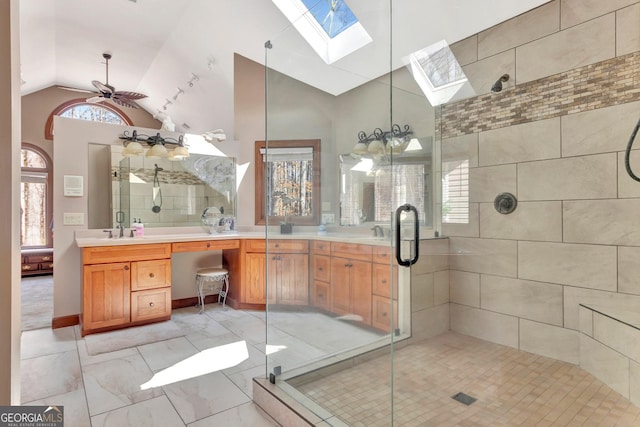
371,225 -> 384,238
117,224 -> 124,238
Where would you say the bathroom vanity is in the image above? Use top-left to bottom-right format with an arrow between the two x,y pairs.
76,231 -> 403,336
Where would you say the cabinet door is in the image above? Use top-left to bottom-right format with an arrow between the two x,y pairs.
83,262 -> 131,331
245,253 -> 268,304
350,259 -> 372,325
277,253 -> 309,305
330,257 -> 351,316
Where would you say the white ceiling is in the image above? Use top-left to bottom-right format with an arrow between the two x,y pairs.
19,0 -> 550,137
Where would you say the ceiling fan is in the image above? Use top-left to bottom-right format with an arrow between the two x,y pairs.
60,53 -> 147,109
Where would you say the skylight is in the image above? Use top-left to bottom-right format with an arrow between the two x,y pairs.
301,0 -> 358,38
406,40 -> 470,106
272,0 -> 372,64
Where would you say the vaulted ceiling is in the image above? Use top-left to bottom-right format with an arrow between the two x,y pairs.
19,0 -> 550,137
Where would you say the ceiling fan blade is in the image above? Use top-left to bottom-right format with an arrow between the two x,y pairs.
86,95 -> 104,103
110,96 -> 139,109
57,85 -> 97,94
113,91 -> 147,100
91,80 -> 113,94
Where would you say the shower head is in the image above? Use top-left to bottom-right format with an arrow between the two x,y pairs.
491,74 -> 510,92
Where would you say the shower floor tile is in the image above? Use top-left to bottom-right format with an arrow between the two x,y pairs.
296,332 -> 640,426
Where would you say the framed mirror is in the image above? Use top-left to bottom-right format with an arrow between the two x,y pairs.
339,136 -> 433,227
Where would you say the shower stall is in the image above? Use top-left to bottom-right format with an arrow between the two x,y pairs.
260,1 -> 449,424
258,0 -> 640,425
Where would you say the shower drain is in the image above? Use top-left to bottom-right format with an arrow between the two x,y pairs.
451,392 -> 477,406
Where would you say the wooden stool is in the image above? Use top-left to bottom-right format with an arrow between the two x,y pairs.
195,267 -> 229,313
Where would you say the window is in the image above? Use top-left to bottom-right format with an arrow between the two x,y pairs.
442,159 -> 469,224
21,145 -> 52,248
255,140 -> 321,225
45,99 -> 133,140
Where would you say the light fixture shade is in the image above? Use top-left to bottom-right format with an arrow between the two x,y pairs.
352,142 -> 368,154
122,141 -> 144,157
368,139 -> 384,154
146,144 -> 168,158
168,145 -> 189,161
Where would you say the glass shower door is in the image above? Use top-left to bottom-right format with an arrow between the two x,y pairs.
262,1 -> 430,424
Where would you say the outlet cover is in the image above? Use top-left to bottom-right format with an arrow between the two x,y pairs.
321,213 -> 335,224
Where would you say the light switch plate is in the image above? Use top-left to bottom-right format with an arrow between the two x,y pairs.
63,213 -> 84,225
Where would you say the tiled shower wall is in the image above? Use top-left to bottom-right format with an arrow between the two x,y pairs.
440,0 -> 640,375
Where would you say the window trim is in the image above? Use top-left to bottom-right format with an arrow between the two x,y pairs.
255,139 -> 321,226
44,98 -> 133,140
21,143 -> 53,249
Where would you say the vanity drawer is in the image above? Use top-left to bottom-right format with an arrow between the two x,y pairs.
330,242 -> 372,262
83,243 -> 171,264
371,294 -> 397,333
131,259 -> 171,291
172,239 -> 240,253
245,239 -> 308,253
372,246 -> 393,264
131,288 -> 171,323
372,263 -> 397,299
312,240 -> 330,255
312,255 -> 331,282
312,280 -> 331,311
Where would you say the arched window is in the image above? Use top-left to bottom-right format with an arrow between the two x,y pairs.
44,99 -> 133,140
21,144 -> 53,248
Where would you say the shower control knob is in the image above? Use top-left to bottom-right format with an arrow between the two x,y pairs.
494,193 -> 518,214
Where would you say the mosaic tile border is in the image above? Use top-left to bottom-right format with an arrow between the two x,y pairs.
438,51 -> 640,139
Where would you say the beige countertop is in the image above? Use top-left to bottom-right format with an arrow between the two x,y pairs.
74,228 -> 398,248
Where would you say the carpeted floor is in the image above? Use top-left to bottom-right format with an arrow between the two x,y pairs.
21,274 -> 53,331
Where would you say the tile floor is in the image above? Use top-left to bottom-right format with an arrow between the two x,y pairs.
20,282 -> 640,426
296,332 -> 640,426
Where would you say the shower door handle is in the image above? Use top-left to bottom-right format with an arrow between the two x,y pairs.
395,204 -> 419,267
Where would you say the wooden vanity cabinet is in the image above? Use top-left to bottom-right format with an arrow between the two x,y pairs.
330,243 -> 373,326
81,243 -> 172,336
243,239 -> 309,306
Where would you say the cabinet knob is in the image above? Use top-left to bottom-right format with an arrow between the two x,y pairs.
319,267 -> 323,271
318,293 -> 324,298
382,279 -> 387,284
149,302 -> 155,307
275,243 -> 280,248
207,243 -> 211,248
124,265 -> 129,271
149,273 -> 155,278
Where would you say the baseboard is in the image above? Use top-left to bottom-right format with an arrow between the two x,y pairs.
171,295 -> 220,310
52,314 -> 79,329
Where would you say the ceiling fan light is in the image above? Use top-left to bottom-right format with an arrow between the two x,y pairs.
146,144 -> 168,158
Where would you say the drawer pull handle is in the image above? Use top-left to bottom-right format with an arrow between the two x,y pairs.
42,256 -> 51,261
149,273 -> 155,278
207,243 -> 211,248
382,279 -> 387,284
124,266 -> 130,271
319,267 -> 323,271
149,302 -> 155,307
